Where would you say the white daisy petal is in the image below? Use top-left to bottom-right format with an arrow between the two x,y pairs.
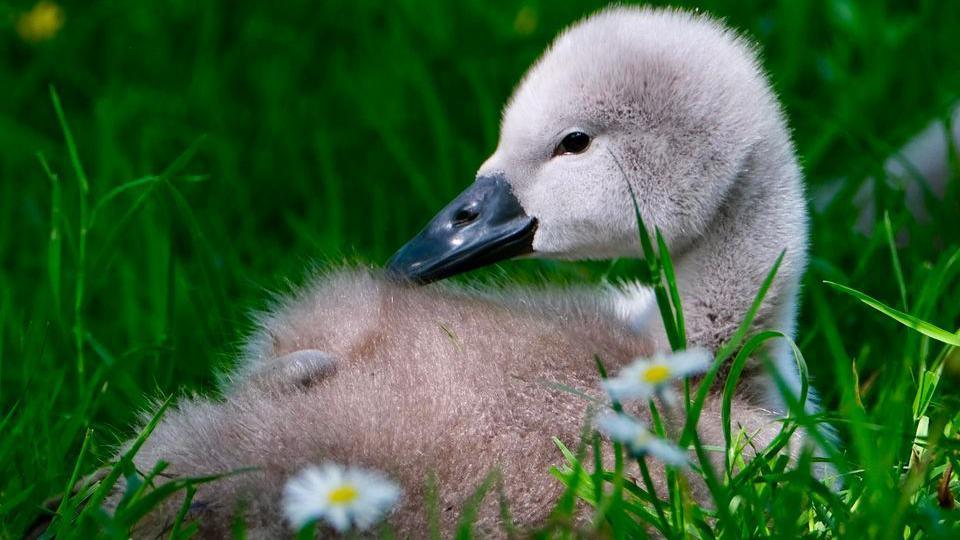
282,467 -> 326,528
595,412 -> 690,468
602,374 -> 653,402
323,462 -> 345,485
601,348 -> 713,403
283,463 -> 401,533
596,410 -> 648,443
327,506 -> 351,533
646,439 -> 690,468
658,386 -> 680,408
668,347 -> 712,378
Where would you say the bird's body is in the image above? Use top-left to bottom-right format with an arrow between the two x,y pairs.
108,6 -> 826,537
123,270 -> 788,537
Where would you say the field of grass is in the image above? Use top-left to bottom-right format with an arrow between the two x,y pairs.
2,0 -> 960,537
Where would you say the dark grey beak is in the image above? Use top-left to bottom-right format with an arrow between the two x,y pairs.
386,175 -> 537,284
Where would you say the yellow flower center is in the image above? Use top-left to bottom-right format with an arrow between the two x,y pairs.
328,484 -> 359,505
16,1 -> 65,43
633,432 -> 653,447
641,365 -> 672,384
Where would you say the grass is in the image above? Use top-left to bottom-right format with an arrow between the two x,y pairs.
1,0 -> 960,537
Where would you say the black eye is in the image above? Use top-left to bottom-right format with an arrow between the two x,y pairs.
554,131 -> 591,156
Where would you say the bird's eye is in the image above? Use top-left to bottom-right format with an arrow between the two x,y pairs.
554,131 -> 591,156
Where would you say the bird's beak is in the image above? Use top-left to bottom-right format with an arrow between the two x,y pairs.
386,175 -> 537,284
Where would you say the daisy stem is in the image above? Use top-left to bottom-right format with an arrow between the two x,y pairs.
651,393 -> 686,534
609,441 -> 629,537
652,392 -> 677,439
637,456 -> 672,537
294,521 -> 316,540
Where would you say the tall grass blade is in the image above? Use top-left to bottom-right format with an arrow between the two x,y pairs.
825,281 -> 960,346
169,484 -> 197,539
37,152 -> 63,316
682,251 -> 785,446
49,86 -> 89,193
425,472 -> 441,540
85,396 -> 174,511
656,228 -> 685,346
47,427 -> 93,532
721,331 -> 781,463
454,469 -> 499,540
883,211 -> 908,311
50,85 -> 90,383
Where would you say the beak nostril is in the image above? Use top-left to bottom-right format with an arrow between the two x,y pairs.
386,175 -> 534,283
452,207 -> 480,227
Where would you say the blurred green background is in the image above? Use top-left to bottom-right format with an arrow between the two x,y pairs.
1,0 -> 959,535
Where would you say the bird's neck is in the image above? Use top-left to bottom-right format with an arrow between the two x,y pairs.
618,134 -> 807,364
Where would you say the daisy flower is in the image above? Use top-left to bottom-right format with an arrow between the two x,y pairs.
16,1 -> 65,43
602,347 -> 712,403
596,411 -> 689,467
283,463 -> 401,533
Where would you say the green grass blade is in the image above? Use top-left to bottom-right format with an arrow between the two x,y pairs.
652,286 -> 681,350
50,85 -> 90,383
682,251 -> 785,446
454,469 -> 498,540
116,470 -> 242,530
883,211 -> 908,311
591,432 -> 604,507
85,396 -> 174,511
636,457 -> 671,535
628,185 -> 658,279
48,427 -> 93,532
609,149 -> 655,283
721,331 -> 781,464
656,228 -> 685,346
37,152 -> 63,317
89,175 -> 159,227
49,86 -> 89,194
169,484 -> 196,539
912,369 -> 941,420
825,281 -> 960,346
424,473 -> 441,540
715,251 -> 786,362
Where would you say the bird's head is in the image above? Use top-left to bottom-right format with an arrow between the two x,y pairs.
387,7 -> 781,284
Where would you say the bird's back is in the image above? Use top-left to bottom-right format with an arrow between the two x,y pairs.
125,269 -> 653,537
